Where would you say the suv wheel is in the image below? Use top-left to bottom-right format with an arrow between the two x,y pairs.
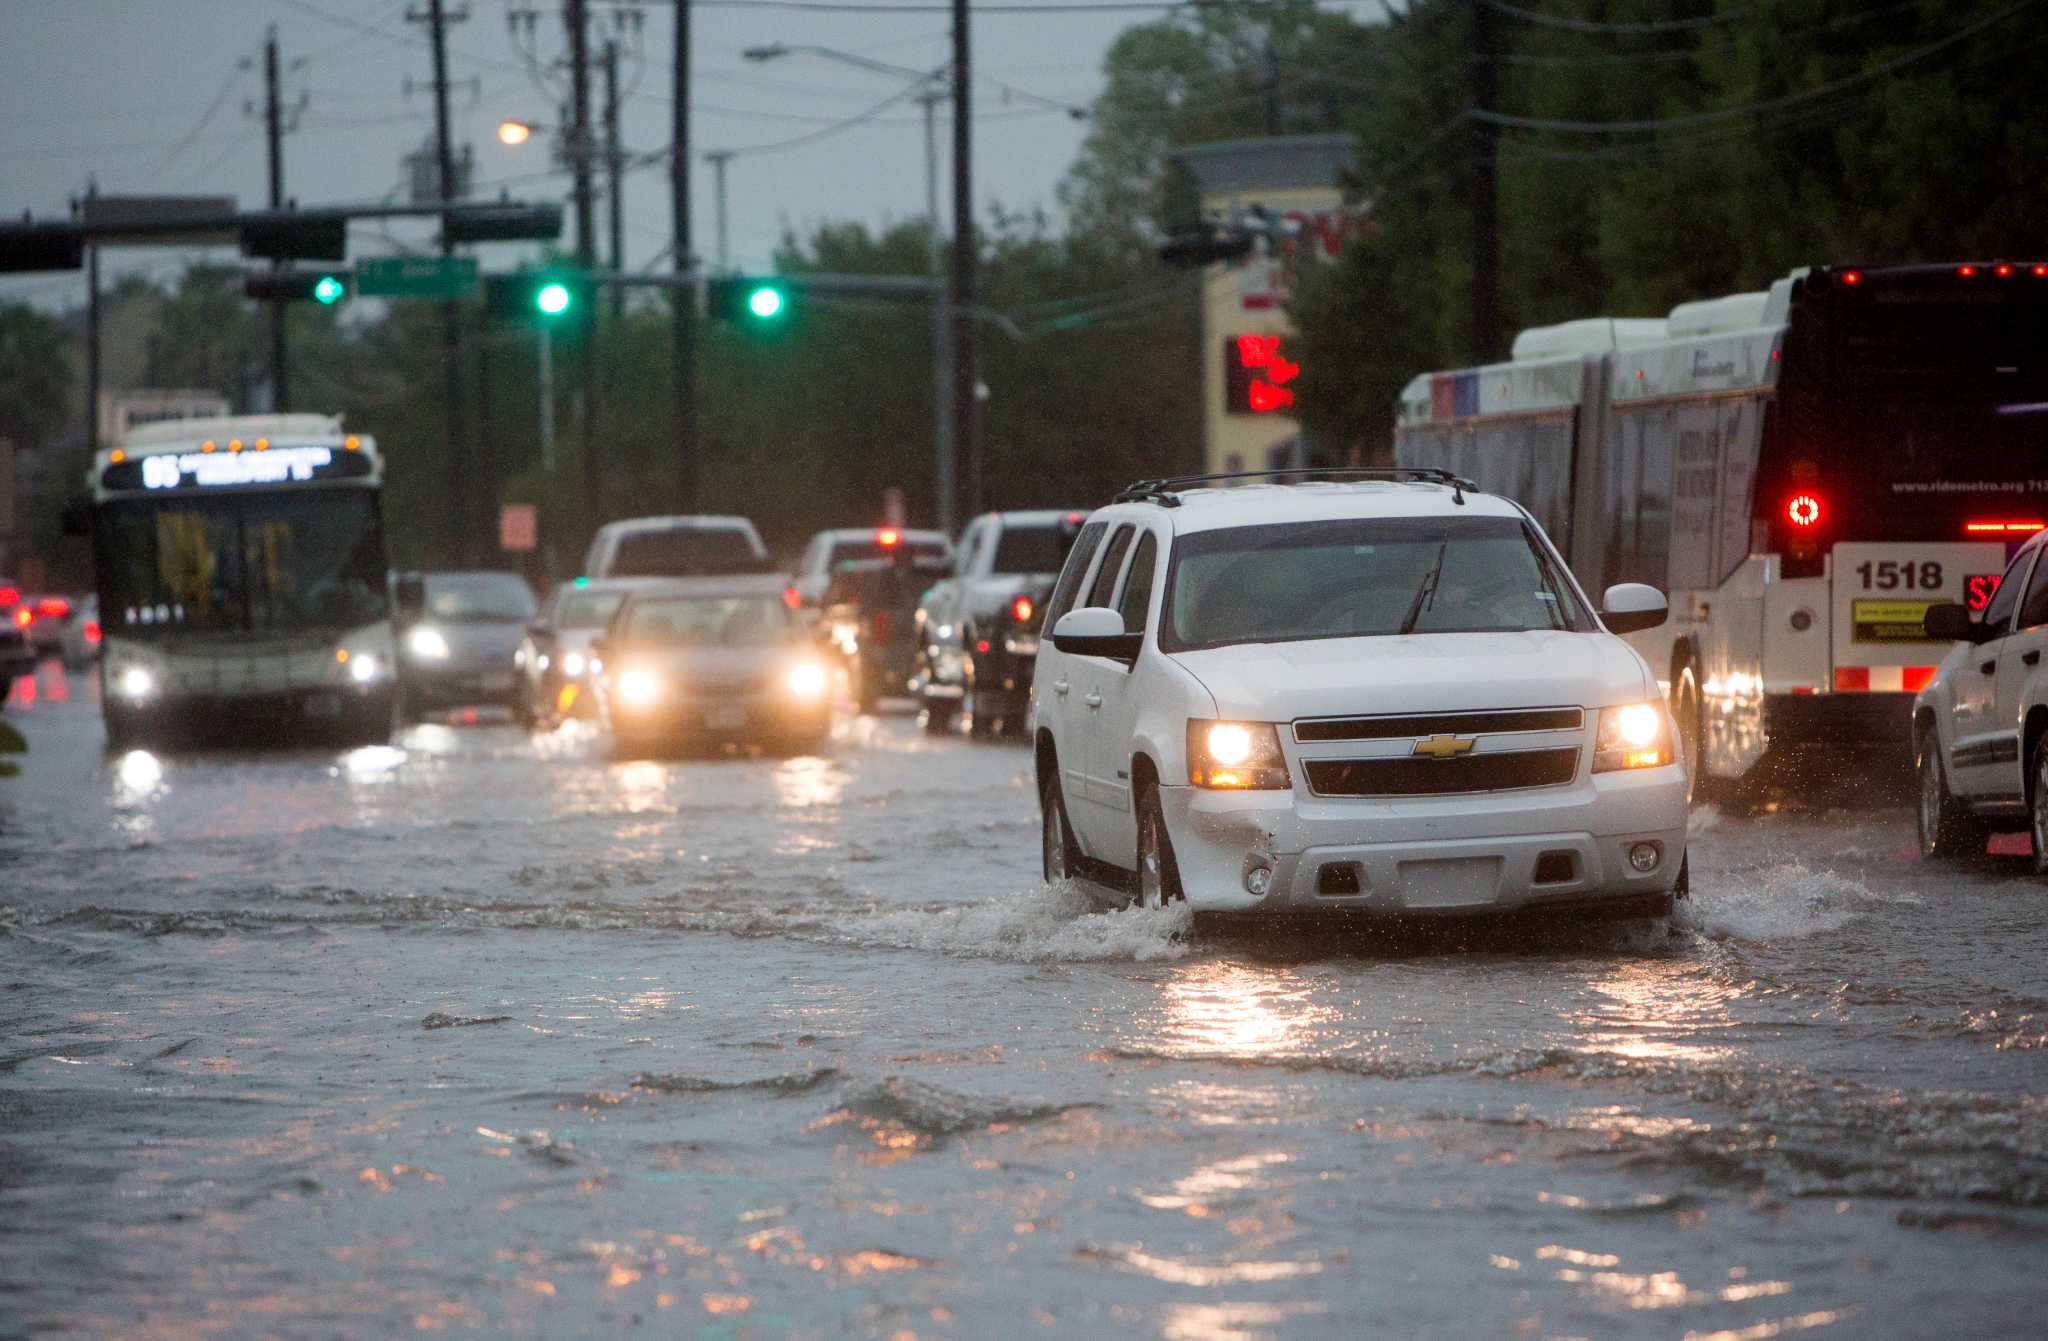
1673,663 -> 1702,804
1041,767 -> 1076,883
1136,785 -> 1184,909
1918,726 -> 1982,861
2031,736 -> 2048,877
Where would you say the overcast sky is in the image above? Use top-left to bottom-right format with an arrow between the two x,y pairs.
0,0 -> 1209,310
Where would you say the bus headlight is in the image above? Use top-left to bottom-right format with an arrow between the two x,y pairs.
617,668 -> 661,706
348,654 -> 382,684
406,626 -> 450,660
118,666 -> 157,701
562,651 -> 586,678
1595,702 -> 1672,772
786,661 -> 828,699
1188,720 -> 1290,790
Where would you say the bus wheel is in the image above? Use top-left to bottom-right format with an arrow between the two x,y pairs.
1673,662 -> 1703,804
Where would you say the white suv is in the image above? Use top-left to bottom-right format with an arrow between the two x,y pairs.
1030,471 -> 1689,917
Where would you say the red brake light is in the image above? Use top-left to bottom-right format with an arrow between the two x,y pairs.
2034,265 -> 2048,278
1787,494 -> 1822,528
12,608 -> 30,628
1958,264 -> 1978,278
36,596 -> 69,619
1965,520 -> 2046,534
84,620 -> 101,644
1997,263 -> 2015,278
877,527 -> 901,548
781,585 -> 801,609
1011,595 -> 1034,623
1840,269 -> 1862,285
0,586 -> 17,606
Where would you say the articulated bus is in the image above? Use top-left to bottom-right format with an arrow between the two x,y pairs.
1395,263 -> 2048,788
85,414 -> 399,748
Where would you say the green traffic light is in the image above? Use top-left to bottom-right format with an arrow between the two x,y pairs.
536,281 -> 572,315
746,285 -> 785,319
312,275 -> 345,305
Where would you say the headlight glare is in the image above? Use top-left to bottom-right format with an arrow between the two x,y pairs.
617,668 -> 661,706
1188,719 -> 1289,790
1595,702 -> 1673,772
407,626 -> 450,660
348,654 -> 380,683
562,651 -> 586,678
786,661 -> 828,698
119,666 -> 156,700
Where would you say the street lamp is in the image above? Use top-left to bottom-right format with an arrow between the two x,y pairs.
497,119 -> 536,147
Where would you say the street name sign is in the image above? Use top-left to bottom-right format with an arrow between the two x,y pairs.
356,256 -> 479,298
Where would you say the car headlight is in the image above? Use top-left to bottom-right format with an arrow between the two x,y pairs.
118,666 -> 157,701
406,626 -> 450,660
786,661 -> 828,699
348,653 -> 381,684
1187,719 -> 1290,790
617,667 -> 661,706
562,651 -> 586,678
1595,702 -> 1672,772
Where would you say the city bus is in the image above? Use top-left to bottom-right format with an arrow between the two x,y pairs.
83,413 -> 402,748
1394,263 -> 2046,790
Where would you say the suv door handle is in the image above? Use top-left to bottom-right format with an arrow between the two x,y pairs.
1052,679 -> 1069,696
1981,659 -> 1998,674
2027,651 -> 2042,667
1084,691 -> 1103,709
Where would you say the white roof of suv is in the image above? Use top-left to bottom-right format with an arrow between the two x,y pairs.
1110,479 -> 1519,534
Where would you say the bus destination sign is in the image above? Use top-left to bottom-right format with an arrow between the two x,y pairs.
101,446 -> 373,493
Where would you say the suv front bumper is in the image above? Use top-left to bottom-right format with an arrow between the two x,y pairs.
1156,765 -> 1687,914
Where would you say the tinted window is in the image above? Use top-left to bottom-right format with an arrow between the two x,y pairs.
1044,520 -> 1107,628
555,588 -> 626,630
991,523 -> 1070,574
622,595 -> 790,645
1116,532 -> 1158,634
1086,526 -> 1136,608
425,573 -> 537,621
1163,516 -> 1588,652
2020,554 -> 2048,630
1983,548 -> 2033,635
609,528 -> 763,577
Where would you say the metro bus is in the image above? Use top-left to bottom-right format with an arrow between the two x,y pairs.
1394,263 -> 2045,789
83,414 -> 400,748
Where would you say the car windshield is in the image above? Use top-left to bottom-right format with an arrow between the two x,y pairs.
991,524 -> 1070,573
609,528 -> 763,576
828,538 -> 949,569
424,573 -> 537,622
1161,515 -> 1588,652
98,492 -> 387,637
621,595 -> 790,646
554,588 -> 626,630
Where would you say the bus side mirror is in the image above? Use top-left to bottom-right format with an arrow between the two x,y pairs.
60,495 -> 92,537
394,574 -> 426,621
1924,602 -> 1981,643
1601,583 -> 1668,634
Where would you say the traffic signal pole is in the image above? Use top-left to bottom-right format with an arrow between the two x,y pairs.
566,0 -> 600,534
425,0 -> 470,563
671,0 -> 698,513
950,0 -> 978,522
921,88 -> 954,535
264,25 -> 288,412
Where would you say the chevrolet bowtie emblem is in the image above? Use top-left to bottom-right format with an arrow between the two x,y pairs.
1412,734 -> 1477,759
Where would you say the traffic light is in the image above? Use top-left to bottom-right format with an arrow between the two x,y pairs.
442,203 -> 564,245
0,221 -> 85,274
482,270 -> 592,323
708,276 -> 794,326
239,212 -> 348,262
1159,225 -> 1253,269
243,270 -> 351,303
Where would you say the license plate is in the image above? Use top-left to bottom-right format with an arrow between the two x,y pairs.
704,704 -> 747,730
302,693 -> 341,718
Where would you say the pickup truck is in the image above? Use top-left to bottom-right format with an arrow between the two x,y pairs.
911,510 -> 1086,737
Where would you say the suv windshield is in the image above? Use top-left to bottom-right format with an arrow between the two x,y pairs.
622,595 -> 790,646
1162,515 -> 1587,652
424,573 -> 536,622
610,528 -> 763,577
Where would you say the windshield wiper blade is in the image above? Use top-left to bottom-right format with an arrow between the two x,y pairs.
1397,533 -> 1450,636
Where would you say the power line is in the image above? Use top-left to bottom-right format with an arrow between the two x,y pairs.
1480,0 -> 1753,35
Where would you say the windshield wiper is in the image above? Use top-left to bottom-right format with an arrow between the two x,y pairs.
1397,533 -> 1450,636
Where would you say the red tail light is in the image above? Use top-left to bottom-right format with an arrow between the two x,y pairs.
36,596 -> 69,619
1959,264 -> 1979,278
1997,263 -> 2016,278
1965,519 -> 2047,534
1011,595 -> 1034,623
975,638 -> 991,654
781,585 -> 801,610
84,620 -> 102,645
1786,494 -> 1823,528
0,586 -> 18,607
877,527 -> 901,548
12,608 -> 31,628
1840,269 -> 1863,285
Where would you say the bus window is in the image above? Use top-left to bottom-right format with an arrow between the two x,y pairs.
1669,402 -> 1721,592
1715,398 -> 1761,585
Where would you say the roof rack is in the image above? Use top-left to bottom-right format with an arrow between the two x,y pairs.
1113,466 -> 1478,508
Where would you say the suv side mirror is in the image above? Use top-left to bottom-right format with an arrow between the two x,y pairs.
1924,602 -> 1982,643
394,573 -> 426,622
1601,583 -> 1668,634
1051,607 -> 1141,660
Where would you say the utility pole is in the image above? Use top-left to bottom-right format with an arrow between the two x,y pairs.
671,0 -> 697,513
411,0 -> 471,562
1469,0 -> 1499,363
920,88 -> 954,535
706,150 -> 732,272
565,0 -> 600,531
603,37 -> 624,319
84,183 -> 99,454
950,0 -> 979,520
263,25 -> 289,412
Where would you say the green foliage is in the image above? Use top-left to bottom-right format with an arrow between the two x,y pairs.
0,717 -> 23,777
0,301 -> 74,454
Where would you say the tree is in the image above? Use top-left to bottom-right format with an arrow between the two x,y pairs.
0,302 -> 74,454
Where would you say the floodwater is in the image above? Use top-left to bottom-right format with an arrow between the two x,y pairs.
3,661 -> 2045,1338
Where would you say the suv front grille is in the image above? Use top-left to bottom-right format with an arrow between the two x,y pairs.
1304,747 -> 1581,797
1295,707 -> 1582,742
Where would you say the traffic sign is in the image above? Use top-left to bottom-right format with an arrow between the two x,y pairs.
499,503 -> 538,553
356,256 -> 479,298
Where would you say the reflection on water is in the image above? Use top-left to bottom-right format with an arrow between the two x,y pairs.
1161,1301 -> 1327,1341
1577,960 -> 1743,1067
113,749 -> 164,802
339,745 -> 407,780
1156,964 -> 1333,1059
773,755 -> 845,809
1136,1150 -> 1291,1213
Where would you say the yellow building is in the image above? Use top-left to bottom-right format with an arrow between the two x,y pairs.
1173,135 -> 1359,476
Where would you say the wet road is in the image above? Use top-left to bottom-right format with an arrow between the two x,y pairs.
3,661 -> 2046,1339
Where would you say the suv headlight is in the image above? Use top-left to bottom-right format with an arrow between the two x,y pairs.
1187,720 -> 1290,790
406,626 -> 450,660
1594,702 -> 1673,772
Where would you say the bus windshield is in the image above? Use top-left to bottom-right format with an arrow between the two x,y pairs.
1162,516 -> 1588,652
98,491 -> 387,637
